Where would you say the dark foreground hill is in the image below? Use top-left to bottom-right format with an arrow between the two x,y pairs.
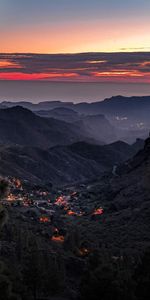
0,139 -> 150,300
72,137 -> 150,254
0,140 -> 143,186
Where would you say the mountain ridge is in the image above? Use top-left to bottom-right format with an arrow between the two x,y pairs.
0,106 -> 99,148
0,140 -> 143,186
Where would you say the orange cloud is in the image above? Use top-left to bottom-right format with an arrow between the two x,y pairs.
0,53 -> 150,82
0,60 -> 21,69
93,70 -> 144,78
0,72 -> 78,80
86,60 -> 107,64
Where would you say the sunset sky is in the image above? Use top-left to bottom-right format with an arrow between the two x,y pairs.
0,0 -> 150,82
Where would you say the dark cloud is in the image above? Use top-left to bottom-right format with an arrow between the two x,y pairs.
0,52 -> 150,80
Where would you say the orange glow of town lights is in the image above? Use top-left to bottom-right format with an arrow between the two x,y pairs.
93,208 -> 104,215
51,235 -> 65,243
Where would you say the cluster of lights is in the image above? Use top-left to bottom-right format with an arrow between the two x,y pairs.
39,216 -> 50,223
51,235 -> 65,243
51,227 -> 65,243
78,247 -> 91,257
55,196 -> 68,207
92,208 -> 104,215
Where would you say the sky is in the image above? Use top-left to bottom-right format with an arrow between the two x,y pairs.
0,0 -> 150,82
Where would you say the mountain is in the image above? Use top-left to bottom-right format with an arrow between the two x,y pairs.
0,106 -> 94,148
75,114 -> 116,143
1,100 -> 75,111
72,137 -> 150,253
0,144 -> 102,185
0,140 -> 142,186
2,96 -> 150,142
37,109 -> 117,143
0,106 -> 119,146
36,107 -> 80,123
2,96 -> 150,117
68,140 -> 137,167
0,140 -> 149,300
75,95 -> 150,116
130,138 -> 145,153
0,103 -> 6,109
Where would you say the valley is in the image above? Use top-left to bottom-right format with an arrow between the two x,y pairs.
0,96 -> 150,300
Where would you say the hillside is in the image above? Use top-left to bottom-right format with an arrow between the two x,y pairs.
0,106 -> 92,148
71,137 -> 150,254
2,96 -> 150,143
0,140 -> 142,186
36,107 -> 80,123
0,138 -> 149,300
37,109 -> 116,143
0,106 -> 120,146
75,114 -> 116,143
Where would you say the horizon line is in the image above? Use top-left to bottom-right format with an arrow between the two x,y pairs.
0,80 -> 150,85
1,94 -> 150,105
1,50 -> 150,55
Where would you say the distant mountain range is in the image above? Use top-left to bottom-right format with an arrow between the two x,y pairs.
37,107 -> 80,123
0,97 -> 148,185
2,95 -> 150,118
37,107 -> 117,142
0,106 -> 117,146
1,95 -> 150,142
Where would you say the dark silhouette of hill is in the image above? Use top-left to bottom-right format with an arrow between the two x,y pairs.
2,96 -> 150,143
68,140 -> 137,167
74,137 -> 150,253
0,140 -> 142,186
0,138 -> 149,300
0,106 -> 119,145
0,106 -> 96,148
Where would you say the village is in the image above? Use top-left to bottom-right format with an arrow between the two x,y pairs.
2,177 -> 104,254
